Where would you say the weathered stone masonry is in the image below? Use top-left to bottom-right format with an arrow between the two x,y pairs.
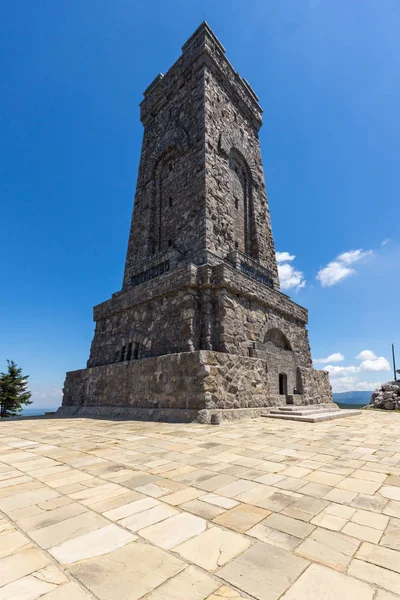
60,22 -> 332,421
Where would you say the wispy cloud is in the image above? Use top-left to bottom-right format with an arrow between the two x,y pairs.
31,388 -> 62,408
337,249 -> 374,265
381,238 -> 392,247
316,248 -> 373,287
314,352 -> 344,364
276,251 -> 306,292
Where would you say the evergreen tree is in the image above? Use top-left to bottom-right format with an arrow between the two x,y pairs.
0,360 -> 32,418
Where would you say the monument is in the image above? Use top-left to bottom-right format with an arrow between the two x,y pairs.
59,23 -> 332,422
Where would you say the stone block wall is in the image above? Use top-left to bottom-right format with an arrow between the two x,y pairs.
122,39 -> 207,289
204,56 -> 279,288
87,260 -> 314,373
214,286 -> 312,363
63,352 -> 208,412
88,274 -> 198,367
61,351 -> 282,420
297,367 -> 332,405
201,351 -> 271,410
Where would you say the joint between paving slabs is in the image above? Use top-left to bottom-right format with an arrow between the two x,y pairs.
1,420 -> 399,600
0,506 -> 99,600
0,449 -> 268,599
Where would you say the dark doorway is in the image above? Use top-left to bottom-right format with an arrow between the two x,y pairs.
279,373 -> 288,395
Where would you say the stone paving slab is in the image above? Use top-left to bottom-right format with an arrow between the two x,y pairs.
1,412 -> 400,598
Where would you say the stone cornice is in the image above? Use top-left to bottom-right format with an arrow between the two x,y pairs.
93,260 -> 308,325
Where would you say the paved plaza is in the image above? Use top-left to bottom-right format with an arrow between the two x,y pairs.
1,412 -> 400,599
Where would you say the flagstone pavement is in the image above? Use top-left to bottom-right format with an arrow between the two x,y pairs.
1,411 -> 400,599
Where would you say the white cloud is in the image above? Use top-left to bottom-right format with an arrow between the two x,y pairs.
337,249 -> 373,265
324,354 -> 390,376
356,350 -> 377,361
276,252 -> 295,263
316,261 -> 355,287
381,238 -> 391,247
322,348 -> 391,392
278,263 -> 306,291
324,364 -> 360,375
331,376 -> 381,393
314,352 -> 344,364
360,357 -> 391,372
316,248 -> 373,287
276,251 -> 306,292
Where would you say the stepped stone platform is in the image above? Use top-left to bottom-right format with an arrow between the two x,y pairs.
265,404 -> 361,423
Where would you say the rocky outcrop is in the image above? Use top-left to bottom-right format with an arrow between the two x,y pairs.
368,381 -> 400,410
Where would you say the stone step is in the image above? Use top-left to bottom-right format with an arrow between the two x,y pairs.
274,402 -> 339,413
271,405 -> 338,415
264,409 -> 361,423
269,408 -> 338,416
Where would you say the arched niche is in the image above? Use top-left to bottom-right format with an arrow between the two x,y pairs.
219,131 -> 258,187
142,124 -> 190,185
227,147 -> 259,260
264,328 -> 292,351
148,145 -> 184,255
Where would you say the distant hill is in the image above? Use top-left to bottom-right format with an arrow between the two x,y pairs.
333,391 -> 372,409
22,408 -> 53,417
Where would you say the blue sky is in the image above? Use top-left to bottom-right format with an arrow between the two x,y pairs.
1,1 -> 399,408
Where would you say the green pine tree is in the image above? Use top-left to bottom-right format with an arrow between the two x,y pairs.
0,360 -> 32,418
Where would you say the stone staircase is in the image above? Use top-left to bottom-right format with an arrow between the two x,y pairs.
264,403 -> 361,423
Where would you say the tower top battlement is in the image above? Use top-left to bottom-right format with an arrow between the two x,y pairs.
140,22 -> 262,128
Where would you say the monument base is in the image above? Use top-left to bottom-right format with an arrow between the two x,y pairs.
59,350 -> 332,423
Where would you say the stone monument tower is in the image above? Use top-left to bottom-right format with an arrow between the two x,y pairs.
60,23 -> 332,421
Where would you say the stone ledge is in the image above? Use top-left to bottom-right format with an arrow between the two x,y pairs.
56,405 -> 275,424
197,407 -> 272,424
56,406 -> 199,423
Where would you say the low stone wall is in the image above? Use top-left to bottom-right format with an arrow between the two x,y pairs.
61,352 -> 208,412
59,350 -> 308,421
297,367 -> 332,405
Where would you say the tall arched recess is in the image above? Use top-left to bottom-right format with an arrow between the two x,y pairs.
264,328 -> 292,351
149,146 -> 183,255
228,147 -> 259,260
